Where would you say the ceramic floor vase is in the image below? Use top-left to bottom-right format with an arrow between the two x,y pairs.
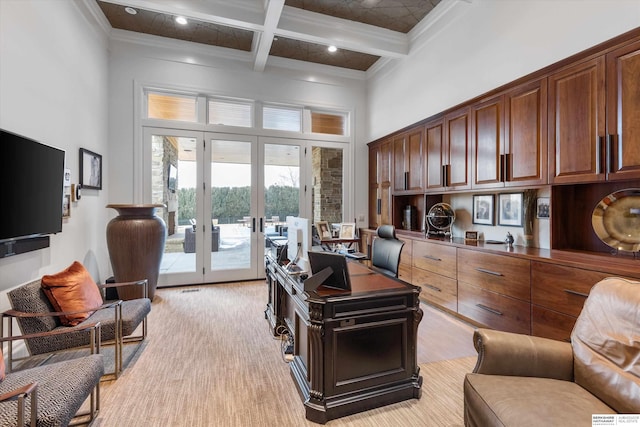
106,204 -> 166,300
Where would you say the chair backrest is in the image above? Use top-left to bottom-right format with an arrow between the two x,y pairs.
371,225 -> 404,278
571,277 -> 640,413
7,279 -> 60,354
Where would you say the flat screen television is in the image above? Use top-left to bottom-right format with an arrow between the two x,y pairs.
1,129 -> 65,244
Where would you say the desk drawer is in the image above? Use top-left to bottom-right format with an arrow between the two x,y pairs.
412,241 -> 456,279
531,261 -> 609,317
457,249 -> 530,301
458,281 -> 530,334
412,268 -> 457,311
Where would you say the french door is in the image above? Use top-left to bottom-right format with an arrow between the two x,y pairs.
144,128 -> 304,286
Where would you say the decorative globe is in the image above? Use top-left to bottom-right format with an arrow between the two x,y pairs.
427,203 -> 456,232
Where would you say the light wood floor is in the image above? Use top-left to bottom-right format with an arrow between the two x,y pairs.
417,301 -> 478,364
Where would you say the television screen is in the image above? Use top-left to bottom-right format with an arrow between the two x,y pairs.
1,129 -> 65,242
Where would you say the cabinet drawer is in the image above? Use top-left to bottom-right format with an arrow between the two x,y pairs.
398,263 -> 412,284
412,268 -> 457,312
458,282 -> 530,334
531,305 -> 576,342
412,241 -> 456,279
531,261 -> 610,317
457,249 -> 530,301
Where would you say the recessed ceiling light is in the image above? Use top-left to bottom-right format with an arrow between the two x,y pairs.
124,7 -> 137,15
328,45 -> 337,53
175,16 -> 188,25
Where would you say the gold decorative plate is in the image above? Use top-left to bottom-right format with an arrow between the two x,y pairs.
591,188 -> 640,253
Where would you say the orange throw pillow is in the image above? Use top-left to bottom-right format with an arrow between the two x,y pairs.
0,351 -> 5,381
41,261 -> 103,326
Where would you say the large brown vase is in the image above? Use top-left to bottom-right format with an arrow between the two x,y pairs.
106,204 -> 166,301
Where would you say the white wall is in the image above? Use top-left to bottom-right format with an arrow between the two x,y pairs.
367,0 -> 640,141
107,38 -> 368,222
0,1 -> 110,301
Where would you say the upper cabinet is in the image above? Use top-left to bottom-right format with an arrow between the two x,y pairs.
368,139 -> 392,228
425,108 -> 472,193
393,127 -> 424,194
548,57 -> 606,184
550,38 -> 640,184
472,79 -> 548,190
605,39 -> 640,181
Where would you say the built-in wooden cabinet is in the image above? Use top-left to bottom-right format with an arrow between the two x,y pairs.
412,241 -> 457,312
605,39 -> 640,181
393,127 -> 424,193
423,108 -> 471,193
549,38 -> 640,184
472,79 -> 548,189
368,139 -> 392,229
548,57 -> 606,184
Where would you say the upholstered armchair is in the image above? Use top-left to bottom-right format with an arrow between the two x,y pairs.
464,277 -> 640,426
3,262 -> 150,379
0,322 -> 103,426
371,225 -> 404,278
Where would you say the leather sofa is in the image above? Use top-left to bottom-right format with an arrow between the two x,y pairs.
464,277 -> 640,426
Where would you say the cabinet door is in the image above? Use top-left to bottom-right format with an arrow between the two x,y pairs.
606,39 -> 640,181
505,79 -> 548,187
472,96 -> 504,189
445,108 -> 472,191
425,118 -> 445,192
393,135 -> 406,192
368,140 -> 392,228
406,127 -> 424,192
549,57 -> 606,184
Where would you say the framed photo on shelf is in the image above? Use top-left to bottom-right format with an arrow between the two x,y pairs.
79,148 -> 102,190
498,193 -> 523,227
472,194 -> 494,225
339,223 -> 356,240
315,221 -> 331,239
536,197 -> 550,219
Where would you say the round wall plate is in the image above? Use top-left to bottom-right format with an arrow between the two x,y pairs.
591,188 -> 640,253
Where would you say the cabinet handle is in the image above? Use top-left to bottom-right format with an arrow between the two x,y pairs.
476,303 -> 503,316
475,267 -> 503,277
377,198 -> 381,215
422,254 -> 442,262
606,134 -> 615,174
404,171 -> 409,190
596,136 -> 603,174
442,164 -> 447,186
424,284 -> 442,292
563,289 -> 589,298
499,154 -> 505,182
504,153 -> 510,182
252,217 -> 256,233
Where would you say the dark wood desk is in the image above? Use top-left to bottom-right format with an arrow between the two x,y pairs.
265,254 -> 423,424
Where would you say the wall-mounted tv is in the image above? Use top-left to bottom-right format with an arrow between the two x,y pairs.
1,129 -> 65,251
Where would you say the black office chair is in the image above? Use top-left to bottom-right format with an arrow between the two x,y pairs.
371,225 -> 404,278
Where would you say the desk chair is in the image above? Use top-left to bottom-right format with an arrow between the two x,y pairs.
371,225 -> 404,278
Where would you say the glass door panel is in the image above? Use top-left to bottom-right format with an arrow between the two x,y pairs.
206,134 -> 258,282
146,128 -> 204,287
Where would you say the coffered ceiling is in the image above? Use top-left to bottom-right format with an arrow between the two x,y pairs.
95,0 -> 444,73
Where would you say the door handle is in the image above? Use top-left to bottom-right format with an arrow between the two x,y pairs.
252,217 -> 256,233
260,217 -> 263,233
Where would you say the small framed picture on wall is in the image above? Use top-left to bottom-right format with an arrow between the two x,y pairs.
498,193 -> 523,227
537,197 -> 550,219
472,194 -> 494,225
79,148 -> 102,190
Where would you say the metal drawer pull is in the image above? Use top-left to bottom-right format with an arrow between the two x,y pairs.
423,254 -> 442,261
424,284 -> 442,292
475,268 -> 503,277
563,289 -> 589,298
476,303 -> 503,316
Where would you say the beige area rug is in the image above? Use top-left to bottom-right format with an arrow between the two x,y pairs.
91,282 -> 476,426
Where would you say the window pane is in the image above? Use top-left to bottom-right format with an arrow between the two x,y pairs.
208,99 -> 252,127
263,106 -> 302,132
311,112 -> 347,136
147,93 -> 197,122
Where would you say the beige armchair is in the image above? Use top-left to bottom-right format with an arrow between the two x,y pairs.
464,277 -> 640,426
